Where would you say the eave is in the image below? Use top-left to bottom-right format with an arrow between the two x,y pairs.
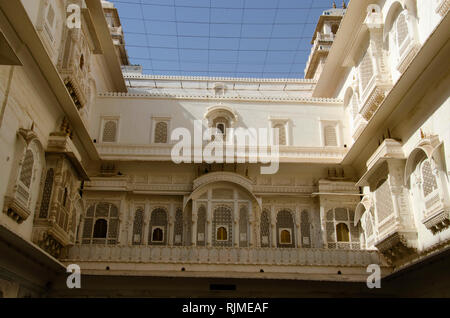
85,0 -> 127,93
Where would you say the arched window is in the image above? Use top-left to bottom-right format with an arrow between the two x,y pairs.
276,210 -> 295,248
324,125 -> 338,146
132,208 -> 144,245
19,150 -> 34,189
213,206 -> 232,247
336,223 -> 350,242
213,117 -> 229,137
273,123 -> 286,146
102,120 -> 117,142
81,202 -> 119,244
325,207 -> 360,249
216,226 -> 228,241
148,208 -> 168,245
280,229 -> 291,244
154,121 -> 168,143
260,209 -> 271,247
93,219 -> 107,238
152,227 -> 164,242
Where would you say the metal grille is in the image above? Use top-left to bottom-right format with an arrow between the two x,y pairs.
102,120 -> 117,142
239,206 -> 248,247
421,160 -> 438,197
260,209 -> 270,247
213,205 -> 232,247
154,121 -> 168,143
19,150 -> 34,188
39,168 -> 54,218
276,210 -> 295,248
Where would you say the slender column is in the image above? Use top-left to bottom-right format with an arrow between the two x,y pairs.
191,200 -> 197,246
206,190 -> 212,246
233,190 -> 239,247
295,206 -> 301,248
143,202 -> 150,244
117,196 -> 127,246
168,202 -> 174,246
127,201 -> 134,246
319,202 -> 327,248
270,206 -> 277,247
248,202 -> 254,247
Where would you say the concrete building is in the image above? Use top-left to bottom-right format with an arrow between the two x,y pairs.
0,0 -> 449,297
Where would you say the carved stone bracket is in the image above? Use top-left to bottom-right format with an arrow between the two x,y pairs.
375,231 -> 417,265
2,195 -> 31,224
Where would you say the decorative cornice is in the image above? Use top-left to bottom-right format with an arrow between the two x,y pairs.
97,92 -> 343,104
122,73 -> 318,83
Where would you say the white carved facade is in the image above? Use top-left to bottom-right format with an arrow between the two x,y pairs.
0,0 -> 449,297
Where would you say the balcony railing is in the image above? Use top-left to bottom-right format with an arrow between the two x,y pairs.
62,245 -> 384,267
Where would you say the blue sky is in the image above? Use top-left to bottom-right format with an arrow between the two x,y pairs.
110,0 -> 341,78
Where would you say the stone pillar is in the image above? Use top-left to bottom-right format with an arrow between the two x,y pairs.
254,204 -> 261,248
118,197 -> 127,246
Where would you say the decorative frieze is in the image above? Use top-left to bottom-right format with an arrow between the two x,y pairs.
375,231 -> 417,265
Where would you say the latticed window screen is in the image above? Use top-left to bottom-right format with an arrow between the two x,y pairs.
197,205 -> 206,246
260,210 -> 270,247
185,209 -> 192,246
174,208 -> 183,245
351,92 -> 359,116
325,208 -> 360,249
19,150 -> 34,188
102,120 -> 117,142
239,206 -> 248,247
213,205 -> 232,247
154,121 -> 168,143
132,208 -> 144,245
421,160 -> 438,197
273,123 -> 286,146
375,179 -> 395,223
301,210 -> 311,248
396,12 -> 409,54
148,208 -> 168,245
81,202 -> 119,244
359,50 -> 374,92
39,168 -> 54,218
276,210 -> 295,248
324,125 -> 337,146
